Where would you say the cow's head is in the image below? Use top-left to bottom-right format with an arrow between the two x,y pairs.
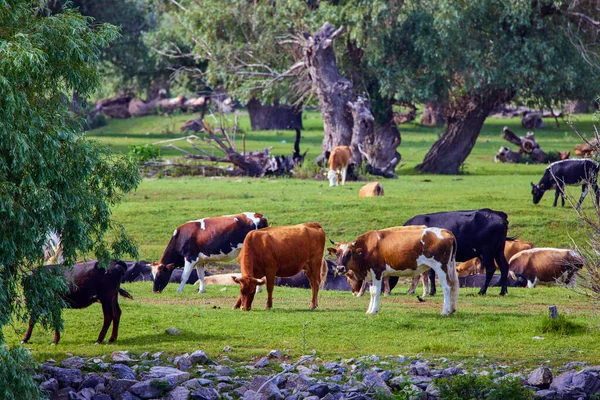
344,270 -> 364,296
327,240 -> 362,276
531,182 -> 545,204
232,276 -> 265,311
150,263 -> 176,293
255,213 -> 269,229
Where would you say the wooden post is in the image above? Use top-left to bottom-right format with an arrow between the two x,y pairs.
242,133 -> 246,157
549,305 -> 558,319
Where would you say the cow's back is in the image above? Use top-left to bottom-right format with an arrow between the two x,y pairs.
509,248 -> 582,282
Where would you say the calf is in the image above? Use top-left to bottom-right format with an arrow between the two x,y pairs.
531,159 -> 599,208
457,238 -> 534,277
22,260 -> 132,345
232,222 -> 327,311
151,212 -> 267,294
330,226 -> 459,315
508,248 -> 584,288
359,182 -> 384,197
404,209 -> 510,296
327,146 -> 352,186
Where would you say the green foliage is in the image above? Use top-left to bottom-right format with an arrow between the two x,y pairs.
0,346 -> 41,400
149,379 -> 171,396
436,374 -> 533,400
541,315 -> 586,335
129,144 -> 161,162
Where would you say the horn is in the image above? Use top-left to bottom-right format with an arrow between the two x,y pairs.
329,239 -> 337,245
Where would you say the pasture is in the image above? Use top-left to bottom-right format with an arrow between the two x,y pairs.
6,111 -> 600,367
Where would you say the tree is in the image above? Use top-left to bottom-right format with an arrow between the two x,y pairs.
0,1 -> 139,398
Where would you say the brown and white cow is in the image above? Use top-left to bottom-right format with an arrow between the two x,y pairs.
151,212 -> 268,294
359,182 -> 384,197
329,226 -> 459,315
508,248 -> 584,288
457,238 -> 534,277
232,222 -> 327,311
327,146 -> 352,186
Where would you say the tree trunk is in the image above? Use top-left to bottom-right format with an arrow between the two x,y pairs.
416,91 -> 513,174
420,101 -> 445,126
247,98 -> 303,131
303,23 -> 401,177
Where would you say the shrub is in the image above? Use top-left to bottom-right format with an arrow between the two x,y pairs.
540,315 -> 586,335
0,346 -> 42,400
129,144 -> 161,162
436,374 -> 533,400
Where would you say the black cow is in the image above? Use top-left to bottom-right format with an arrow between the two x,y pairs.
459,273 -> 527,288
22,260 -> 133,345
531,159 -> 599,208
122,261 -> 207,284
403,209 -> 510,296
276,260 -> 370,292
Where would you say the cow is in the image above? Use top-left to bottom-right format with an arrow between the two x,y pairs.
329,226 -> 459,315
274,260 -> 356,291
531,159 -> 600,208
494,146 -> 521,163
404,209 -> 510,296
508,248 -> 584,288
21,260 -> 133,345
457,238 -> 534,277
150,212 -> 268,294
459,273 -> 527,288
327,146 -> 352,186
359,182 -> 384,197
232,222 -> 327,311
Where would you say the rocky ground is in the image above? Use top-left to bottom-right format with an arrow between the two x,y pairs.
36,345 -> 600,400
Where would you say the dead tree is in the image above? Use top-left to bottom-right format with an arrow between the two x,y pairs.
502,126 -> 547,163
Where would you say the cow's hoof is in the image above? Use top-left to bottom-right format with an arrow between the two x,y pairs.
198,289 -> 206,294
50,343 -> 56,346
20,340 -> 26,345
108,339 -> 116,344
309,305 -> 317,311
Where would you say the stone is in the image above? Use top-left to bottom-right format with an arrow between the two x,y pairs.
189,350 -> 209,364
111,351 -> 136,363
190,387 -> 220,400
550,370 -> 576,392
50,387 -> 75,400
528,367 -> 553,389
81,374 -> 105,390
62,357 -> 85,369
565,362 -> 587,369
152,352 -> 165,359
91,394 -> 111,400
217,376 -> 233,383
442,367 -> 464,377
425,383 -> 440,397
166,386 -> 190,400
303,397 -> 319,400
129,380 -> 167,399
362,371 -> 392,396
297,366 -> 314,375
40,378 -> 59,393
216,365 -> 236,376
250,376 -> 283,400
323,362 -> 341,372
308,384 -> 329,397
217,383 -> 234,392
255,357 -> 271,368
106,379 -> 137,398
285,374 -> 312,391
223,346 -> 232,352
112,364 -> 136,380
202,373 -> 217,379
74,390 -> 95,400
269,350 -> 283,359
52,367 -> 83,389
145,366 -> 190,384
408,362 -> 430,377
118,392 -> 141,400
139,352 -> 150,360
174,354 -> 192,371
379,370 -> 393,382
165,328 -> 182,335
534,389 -> 558,400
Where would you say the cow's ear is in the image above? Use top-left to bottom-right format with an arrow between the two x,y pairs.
231,276 -> 241,284
354,248 -> 363,255
253,277 -> 266,286
530,182 -> 535,187
166,263 -> 176,270
327,247 -> 337,255
540,183 -> 544,188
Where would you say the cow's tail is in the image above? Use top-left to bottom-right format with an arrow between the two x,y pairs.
447,236 -> 459,312
376,183 -> 384,196
119,288 -> 134,300
319,258 -> 328,288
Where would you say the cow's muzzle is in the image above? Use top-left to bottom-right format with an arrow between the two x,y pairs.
336,265 -> 347,275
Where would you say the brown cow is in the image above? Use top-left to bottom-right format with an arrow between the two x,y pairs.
232,222 -> 327,311
327,146 -> 352,186
359,182 -> 384,197
508,248 -> 584,288
329,226 -> 459,315
457,238 -> 534,277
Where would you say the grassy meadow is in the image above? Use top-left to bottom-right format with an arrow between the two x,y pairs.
6,109 -> 600,367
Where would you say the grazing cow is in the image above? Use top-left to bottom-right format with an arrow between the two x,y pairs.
151,212 -> 268,294
22,260 -> 133,345
327,146 -> 352,186
329,226 -> 459,315
457,238 -> 534,277
359,182 -> 384,197
508,248 -> 584,288
232,222 -> 327,311
404,209 -> 510,296
531,159 -> 600,208
459,273 -> 527,288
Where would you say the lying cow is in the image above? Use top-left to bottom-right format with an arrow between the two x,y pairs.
494,146 -> 521,163
457,238 -> 534,277
330,226 -> 459,315
151,212 -> 268,294
232,222 -> 327,311
327,146 -> 352,186
275,260 -> 354,291
404,209 -> 510,296
22,260 -> 133,345
508,248 -> 584,288
459,273 -> 527,288
359,182 -> 384,197
531,159 -> 600,208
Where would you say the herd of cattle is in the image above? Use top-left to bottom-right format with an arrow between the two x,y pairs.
21,156 -> 597,345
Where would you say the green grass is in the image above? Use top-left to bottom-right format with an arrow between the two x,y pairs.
6,110 -> 600,366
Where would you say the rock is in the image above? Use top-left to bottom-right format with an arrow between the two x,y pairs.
111,351 -> 136,363
522,112 -> 543,129
62,357 -> 85,369
285,374 -> 312,391
91,394 -> 111,400
106,379 -> 137,398
52,367 -> 83,389
145,366 -> 190,384
323,362 -> 341,372
534,389 -> 558,400
217,383 -> 234,392
548,369 -> 600,399
50,387 -> 75,400
129,380 -> 170,399
217,376 -> 233,383
303,397 -> 319,400
73,389 -> 95,400
379,370 -> 393,382
571,371 -> 600,394
550,370 -> 576,392
442,367 -> 464,377
528,367 -> 553,389
408,362 -> 430,377
565,362 -> 587,369
216,365 -> 236,376
80,374 -> 105,390
297,366 -> 314,375
152,352 -> 165,359
112,364 -> 136,380
223,346 -> 232,352
425,383 -> 440,397
118,393 -> 141,400
202,373 -> 217,379
362,371 -> 392,396
250,376 -> 284,400
40,378 -> 59,393
255,357 -> 271,368
189,350 -> 209,365
308,384 -> 329,397
165,328 -> 182,335
269,350 -> 283,359
174,354 -> 192,371
166,386 -> 190,400
190,387 -> 220,400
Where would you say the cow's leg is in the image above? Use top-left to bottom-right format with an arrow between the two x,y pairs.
383,276 -> 390,296
233,295 -> 242,310
478,252 -> 497,296
356,280 -> 367,297
96,300 -> 114,344
341,166 -> 348,185
52,329 -> 61,346
367,274 -> 382,314
307,262 -> 321,310
108,295 -> 121,343
428,269 -> 437,296
422,272 -> 430,297
493,245 -> 509,296
21,315 -> 36,344
407,275 -> 419,295
577,184 -> 589,209
195,263 -> 206,293
427,262 -> 455,316
265,274 -> 276,310
177,258 -> 197,293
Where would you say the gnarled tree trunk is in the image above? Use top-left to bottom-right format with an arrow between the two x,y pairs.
420,101 -> 445,126
416,91 -> 513,174
303,23 -> 400,177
